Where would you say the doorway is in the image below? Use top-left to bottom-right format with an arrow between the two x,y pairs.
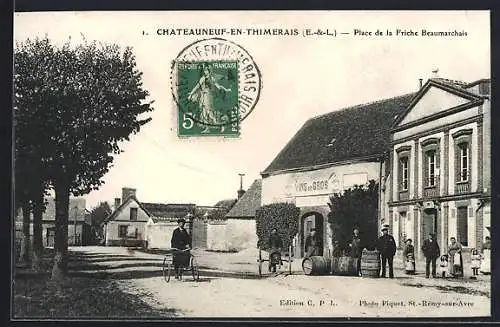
301,212 -> 324,257
422,208 -> 437,242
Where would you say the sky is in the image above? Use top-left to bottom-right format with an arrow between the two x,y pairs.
13,11 -> 490,209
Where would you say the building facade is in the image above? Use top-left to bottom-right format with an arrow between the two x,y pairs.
103,187 -> 195,247
261,94 -> 414,258
386,78 -> 491,258
15,197 -> 89,247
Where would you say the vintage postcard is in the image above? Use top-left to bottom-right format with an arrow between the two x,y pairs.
12,10 -> 491,320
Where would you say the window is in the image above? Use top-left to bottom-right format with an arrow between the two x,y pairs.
458,143 -> 469,182
427,150 -> 436,187
118,225 -> 128,238
452,129 -> 472,189
130,207 -> 138,221
400,157 -> 409,191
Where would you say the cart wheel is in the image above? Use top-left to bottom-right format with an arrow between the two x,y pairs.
162,256 -> 171,283
191,256 -> 200,282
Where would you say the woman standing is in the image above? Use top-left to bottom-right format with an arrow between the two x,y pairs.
403,239 -> 416,275
448,237 -> 463,277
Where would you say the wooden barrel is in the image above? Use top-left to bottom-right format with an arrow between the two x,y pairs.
360,249 -> 380,278
332,256 -> 358,276
302,256 -> 329,275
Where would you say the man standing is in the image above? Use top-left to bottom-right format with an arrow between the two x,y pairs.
377,226 -> 396,278
350,228 -> 363,276
304,228 -> 322,257
268,228 -> 283,272
421,233 -> 440,278
171,218 -> 192,280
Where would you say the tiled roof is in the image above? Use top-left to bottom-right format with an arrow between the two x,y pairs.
430,77 -> 468,88
262,93 -> 416,174
225,179 -> 262,218
214,199 -> 237,210
103,195 -> 196,225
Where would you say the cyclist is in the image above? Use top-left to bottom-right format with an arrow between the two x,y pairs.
171,218 -> 192,280
268,228 -> 283,272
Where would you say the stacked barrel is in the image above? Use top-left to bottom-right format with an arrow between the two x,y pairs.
302,248 -> 381,277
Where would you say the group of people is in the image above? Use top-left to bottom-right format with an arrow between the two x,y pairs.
414,233 -> 491,278
311,225 -> 492,279
170,217 -> 491,280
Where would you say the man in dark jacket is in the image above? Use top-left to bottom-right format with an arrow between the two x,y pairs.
377,226 -> 396,278
421,232 -> 440,278
304,228 -> 322,257
350,228 -> 363,276
268,228 -> 283,272
171,218 -> 192,279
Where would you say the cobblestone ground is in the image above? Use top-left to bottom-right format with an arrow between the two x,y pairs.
69,246 -> 491,318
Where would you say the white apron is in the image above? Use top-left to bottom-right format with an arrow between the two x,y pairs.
480,249 -> 491,274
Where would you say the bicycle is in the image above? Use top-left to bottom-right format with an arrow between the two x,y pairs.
162,248 -> 200,282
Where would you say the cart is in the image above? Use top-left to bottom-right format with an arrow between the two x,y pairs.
257,245 -> 293,277
162,248 -> 200,282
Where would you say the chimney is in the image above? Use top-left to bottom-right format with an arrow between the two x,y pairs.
237,173 -> 246,199
114,198 -> 121,210
418,78 -> 423,89
122,187 -> 137,203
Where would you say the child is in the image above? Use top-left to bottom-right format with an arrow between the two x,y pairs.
439,254 -> 449,278
403,239 -> 415,274
471,249 -> 481,277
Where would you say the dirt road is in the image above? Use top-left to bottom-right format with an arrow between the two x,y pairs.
70,246 -> 491,318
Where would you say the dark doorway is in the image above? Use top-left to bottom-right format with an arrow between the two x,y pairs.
457,206 -> 468,246
301,212 -> 324,257
422,208 -> 437,242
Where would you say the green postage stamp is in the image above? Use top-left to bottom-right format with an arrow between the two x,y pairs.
176,61 -> 239,136
172,38 -> 262,137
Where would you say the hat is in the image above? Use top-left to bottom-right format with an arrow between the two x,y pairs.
406,238 -> 412,242
381,226 -> 388,231
177,218 -> 186,224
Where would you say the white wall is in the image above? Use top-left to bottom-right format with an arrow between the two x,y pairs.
225,219 -> 257,251
399,86 -> 469,126
105,221 -> 147,244
112,199 -> 150,222
145,221 -> 177,249
206,222 -> 227,251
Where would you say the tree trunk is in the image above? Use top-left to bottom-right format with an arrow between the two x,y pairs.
52,182 -> 70,280
32,188 -> 45,272
20,202 -> 31,266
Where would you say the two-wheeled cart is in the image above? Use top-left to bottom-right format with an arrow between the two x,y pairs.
257,245 -> 293,277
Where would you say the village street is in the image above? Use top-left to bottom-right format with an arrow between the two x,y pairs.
67,246 -> 491,318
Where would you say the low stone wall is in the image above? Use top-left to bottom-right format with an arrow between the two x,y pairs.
206,220 -> 228,251
205,218 -> 257,252
106,239 -> 147,247
226,218 -> 257,251
146,222 -> 177,249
